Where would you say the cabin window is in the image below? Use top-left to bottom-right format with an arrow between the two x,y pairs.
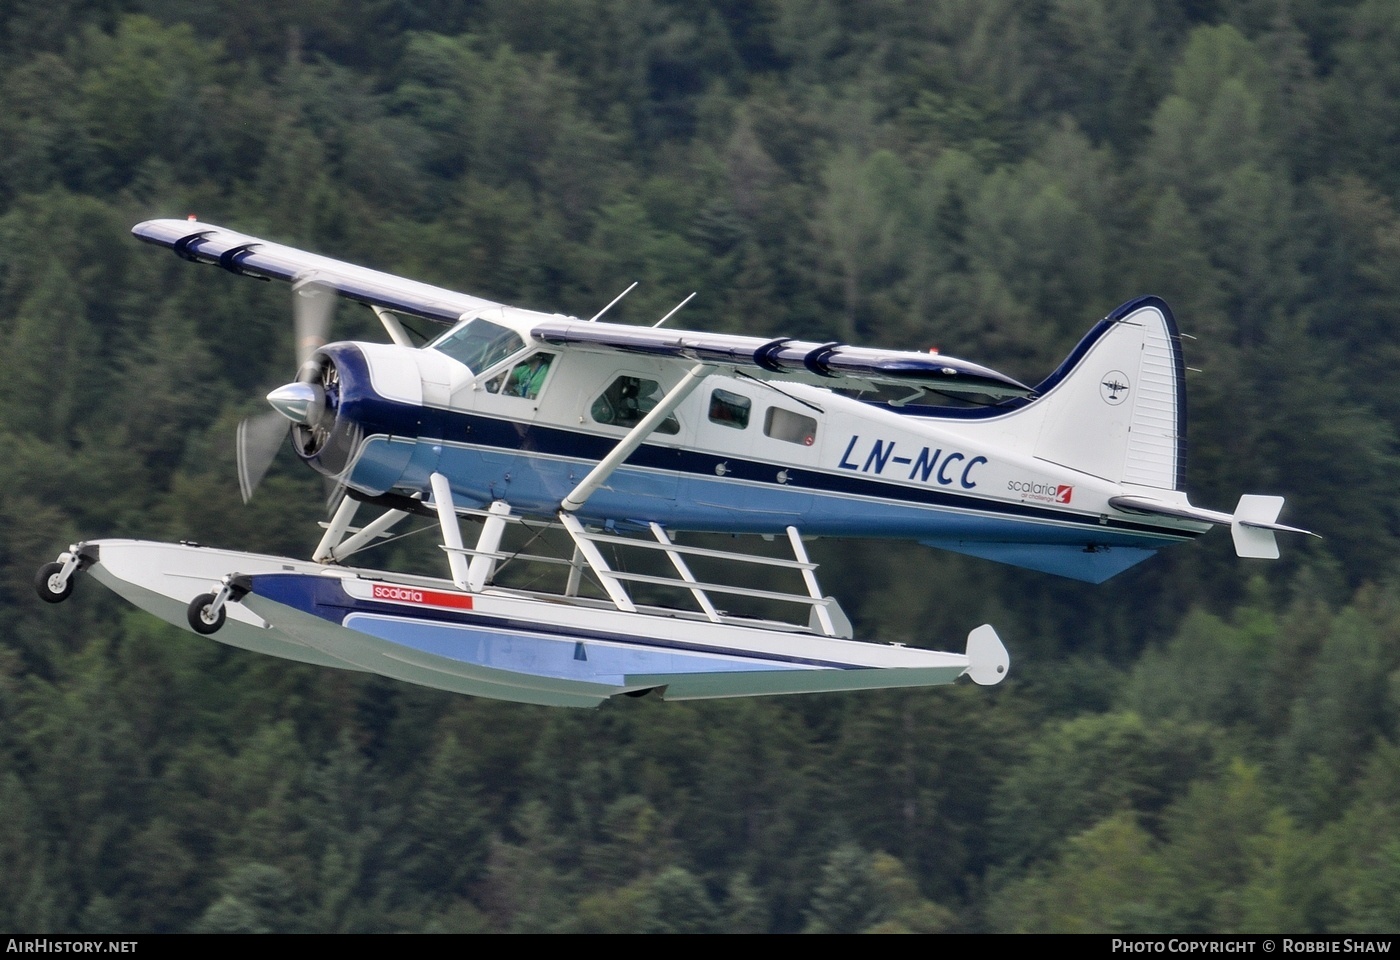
429,318 -> 524,373
590,376 -> 680,434
486,353 -> 555,399
708,389 -> 751,429
764,406 -> 817,446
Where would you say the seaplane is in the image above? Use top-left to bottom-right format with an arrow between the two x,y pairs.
35,219 -> 1313,708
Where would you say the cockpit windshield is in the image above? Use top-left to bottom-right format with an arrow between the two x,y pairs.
429,318 -> 525,373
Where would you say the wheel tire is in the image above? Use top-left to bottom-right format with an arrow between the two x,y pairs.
35,562 -> 74,604
187,593 -> 226,635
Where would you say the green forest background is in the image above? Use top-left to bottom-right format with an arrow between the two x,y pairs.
2,0 -> 1399,933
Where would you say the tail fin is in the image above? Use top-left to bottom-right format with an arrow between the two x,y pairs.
1029,296 -> 1186,489
919,298 -> 1316,577
1028,301 -> 1320,555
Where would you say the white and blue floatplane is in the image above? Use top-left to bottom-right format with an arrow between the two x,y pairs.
37,220 -> 1313,706
50,524 -> 1007,708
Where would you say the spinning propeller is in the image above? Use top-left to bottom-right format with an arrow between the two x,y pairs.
235,280 -> 341,502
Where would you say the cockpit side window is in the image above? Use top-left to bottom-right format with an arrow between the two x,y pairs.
486,353 -> 555,399
590,376 -> 680,434
430,318 -> 525,373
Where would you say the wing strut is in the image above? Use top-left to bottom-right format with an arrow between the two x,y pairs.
372,305 -> 415,347
560,362 -> 714,513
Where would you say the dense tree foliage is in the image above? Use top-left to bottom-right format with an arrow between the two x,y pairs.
2,0 -> 1398,932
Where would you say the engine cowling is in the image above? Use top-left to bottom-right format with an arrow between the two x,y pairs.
276,343 -> 426,495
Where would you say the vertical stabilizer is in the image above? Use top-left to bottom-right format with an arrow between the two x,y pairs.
1030,297 -> 1185,489
1231,494 -> 1285,559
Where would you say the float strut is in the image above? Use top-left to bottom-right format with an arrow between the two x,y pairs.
430,472 -> 472,590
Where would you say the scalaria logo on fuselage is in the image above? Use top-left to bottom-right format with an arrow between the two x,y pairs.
1007,480 -> 1073,504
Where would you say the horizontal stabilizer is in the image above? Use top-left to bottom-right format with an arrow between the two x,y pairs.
1108,494 -> 1316,559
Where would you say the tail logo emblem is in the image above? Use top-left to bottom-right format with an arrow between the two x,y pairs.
1100,371 -> 1130,405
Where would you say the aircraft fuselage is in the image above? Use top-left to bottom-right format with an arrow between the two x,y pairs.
305,335 -> 1199,583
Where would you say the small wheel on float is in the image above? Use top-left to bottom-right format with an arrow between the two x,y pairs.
35,562 -> 75,604
187,593 -> 227,635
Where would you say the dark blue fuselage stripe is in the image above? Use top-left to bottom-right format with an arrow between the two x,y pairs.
428,411 -> 1189,540
319,345 -> 1194,542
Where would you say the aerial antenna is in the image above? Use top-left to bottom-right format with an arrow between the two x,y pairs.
588,281 -> 637,322
652,292 -> 696,328
735,370 -> 826,415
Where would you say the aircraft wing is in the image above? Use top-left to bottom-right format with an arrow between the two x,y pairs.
135,218 -> 1030,397
133,219 -> 527,326
532,319 -> 1032,397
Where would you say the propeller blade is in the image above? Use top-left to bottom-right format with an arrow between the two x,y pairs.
236,410 -> 290,503
293,279 -> 336,367
231,281 -> 336,504
322,420 -> 362,516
